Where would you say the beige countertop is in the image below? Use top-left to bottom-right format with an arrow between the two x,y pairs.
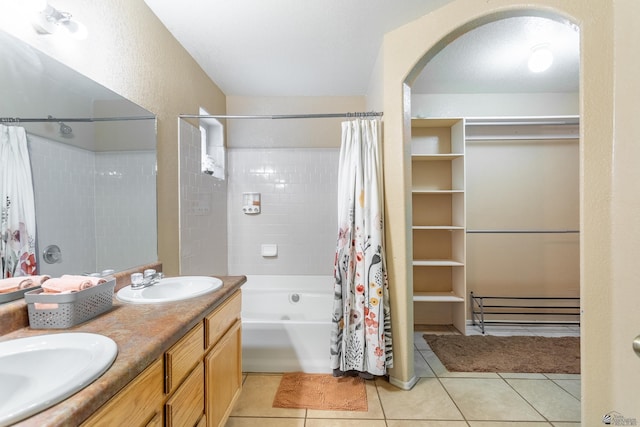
1,274 -> 246,427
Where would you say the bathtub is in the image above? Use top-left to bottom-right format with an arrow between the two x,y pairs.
241,275 -> 334,373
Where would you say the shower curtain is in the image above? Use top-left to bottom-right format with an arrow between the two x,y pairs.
0,124 -> 37,278
330,118 -> 393,377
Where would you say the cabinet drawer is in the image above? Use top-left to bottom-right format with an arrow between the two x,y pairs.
205,290 -> 241,349
165,322 -> 204,394
81,358 -> 163,427
165,362 -> 204,427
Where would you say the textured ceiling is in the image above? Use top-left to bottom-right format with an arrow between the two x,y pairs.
412,16 -> 580,94
143,1 -> 579,96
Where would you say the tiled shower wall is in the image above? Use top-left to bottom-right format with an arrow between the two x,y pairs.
227,148 -> 339,275
179,121 -> 228,275
94,151 -> 157,272
28,134 -> 156,276
29,134 -> 96,276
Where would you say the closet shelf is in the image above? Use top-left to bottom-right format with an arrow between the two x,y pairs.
411,189 -> 464,194
411,154 -> 463,161
413,292 -> 465,302
413,259 -> 464,267
412,225 -> 465,231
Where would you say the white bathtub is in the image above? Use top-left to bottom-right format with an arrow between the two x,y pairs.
241,275 -> 334,373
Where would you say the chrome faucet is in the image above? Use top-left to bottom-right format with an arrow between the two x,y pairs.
130,272 -> 164,290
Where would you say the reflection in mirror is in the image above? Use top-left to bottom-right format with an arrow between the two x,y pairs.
0,30 -> 157,277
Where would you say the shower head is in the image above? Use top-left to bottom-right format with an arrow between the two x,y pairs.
58,121 -> 73,137
46,115 -> 74,138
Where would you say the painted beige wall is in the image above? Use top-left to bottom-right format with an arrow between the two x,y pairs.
465,138 -> 580,310
0,0 -> 227,276
382,0 -> 639,422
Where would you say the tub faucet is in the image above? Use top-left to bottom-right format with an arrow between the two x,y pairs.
130,272 -> 164,290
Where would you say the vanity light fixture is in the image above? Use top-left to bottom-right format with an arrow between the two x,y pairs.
32,3 -> 88,40
528,44 -> 553,73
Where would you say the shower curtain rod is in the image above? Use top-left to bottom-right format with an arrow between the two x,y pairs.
0,115 -> 155,123
467,229 -> 580,234
179,112 -> 383,120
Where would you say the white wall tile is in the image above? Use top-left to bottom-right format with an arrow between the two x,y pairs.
29,134 -> 96,276
94,150 -> 157,272
227,148 -> 339,275
179,120 -> 228,276
29,133 -> 157,275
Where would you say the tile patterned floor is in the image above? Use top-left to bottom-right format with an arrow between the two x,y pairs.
226,325 -> 581,427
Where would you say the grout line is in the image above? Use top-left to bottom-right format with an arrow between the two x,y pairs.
433,376 -> 470,424
373,378 -> 388,423
502,377 -> 552,424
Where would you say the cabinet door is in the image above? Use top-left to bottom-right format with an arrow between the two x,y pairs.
81,358 -> 163,427
205,320 -> 242,427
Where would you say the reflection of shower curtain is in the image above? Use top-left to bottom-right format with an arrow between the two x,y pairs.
330,118 -> 392,377
0,125 -> 37,278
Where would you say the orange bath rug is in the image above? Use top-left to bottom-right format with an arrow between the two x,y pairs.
272,372 -> 368,411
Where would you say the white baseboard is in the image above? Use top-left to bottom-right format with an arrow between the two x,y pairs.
388,374 -> 419,390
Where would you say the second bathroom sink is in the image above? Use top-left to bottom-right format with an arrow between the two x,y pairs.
0,332 -> 117,426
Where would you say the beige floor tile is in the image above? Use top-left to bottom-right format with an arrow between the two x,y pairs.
387,421 -> 469,427
415,350 -> 436,378
498,373 -> 548,379
420,350 -> 448,376
225,417 -> 305,427
414,331 -> 431,350
420,350 -> 499,379
440,378 -> 544,421
306,380 -> 384,419
551,423 -> 581,427
506,379 -> 580,422
544,373 -> 581,380
377,377 -> 463,420
552,379 -> 581,400
306,420 -> 387,427
468,422 -> 552,427
229,374 -> 306,418
438,371 -> 502,379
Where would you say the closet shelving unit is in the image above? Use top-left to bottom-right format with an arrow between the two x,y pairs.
410,115 -> 579,333
410,118 -> 466,333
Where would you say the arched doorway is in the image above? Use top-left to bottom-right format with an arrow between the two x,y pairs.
408,15 -> 580,339
381,1 -> 636,423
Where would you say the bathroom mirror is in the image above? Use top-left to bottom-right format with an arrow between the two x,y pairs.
0,30 -> 157,277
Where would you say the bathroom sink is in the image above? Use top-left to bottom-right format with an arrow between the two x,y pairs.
0,332 -> 117,426
116,276 -> 223,304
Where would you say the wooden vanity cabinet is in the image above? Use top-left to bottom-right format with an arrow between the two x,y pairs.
204,291 -> 242,427
164,322 -> 205,426
205,320 -> 242,427
82,290 -> 242,427
165,362 -> 205,426
81,358 -> 164,427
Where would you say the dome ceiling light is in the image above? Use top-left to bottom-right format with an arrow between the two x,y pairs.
528,44 -> 553,73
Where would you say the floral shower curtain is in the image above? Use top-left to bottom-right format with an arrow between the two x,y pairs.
0,124 -> 37,278
330,118 -> 392,377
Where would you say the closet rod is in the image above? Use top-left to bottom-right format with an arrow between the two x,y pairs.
179,112 -> 383,120
0,116 -> 155,123
467,229 -> 579,234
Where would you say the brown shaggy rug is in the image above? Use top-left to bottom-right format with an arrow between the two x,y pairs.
423,334 -> 580,374
272,372 -> 368,411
